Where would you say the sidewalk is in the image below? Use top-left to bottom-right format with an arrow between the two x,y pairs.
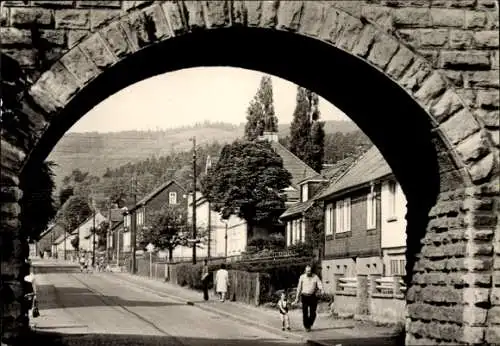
107,272 -> 402,346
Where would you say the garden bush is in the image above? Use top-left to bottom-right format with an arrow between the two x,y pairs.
164,257 -> 320,304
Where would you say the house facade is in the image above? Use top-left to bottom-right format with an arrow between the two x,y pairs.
380,178 -> 408,276
32,223 -> 65,257
316,146 -> 407,294
69,211 -> 108,252
189,129 -> 318,258
121,180 -> 187,252
280,157 -> 355,248
186,190 -> 247,259
52,232 -> 77,259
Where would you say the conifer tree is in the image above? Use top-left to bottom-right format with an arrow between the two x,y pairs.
306,91 -> 325,172
244,76 -> 278,140
289,87 -> 311,162
289,87 -> 325,172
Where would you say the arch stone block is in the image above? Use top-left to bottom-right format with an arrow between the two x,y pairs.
0,1 -> 498,345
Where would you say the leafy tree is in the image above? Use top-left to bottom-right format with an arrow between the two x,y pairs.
289,87 -> 312,162
63,169 -> 88,185
90,220 -> 109,249
141,205 -> 188,261
244,76 -> 278,141
304,203 -> 325,261
323,130 -> 371,164
59,186 -> 74,207
201,140 -> 292,233
20,160 -> 57,242
58,195 -> 92,234
70,236 -> 79,251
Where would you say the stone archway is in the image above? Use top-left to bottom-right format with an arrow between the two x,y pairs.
1,1 -> 498,345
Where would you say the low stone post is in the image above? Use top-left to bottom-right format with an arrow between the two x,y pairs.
356,275 -> 369,316
370,274 -> 382,296
333,273 -> 342,293
393,275 -> 401,298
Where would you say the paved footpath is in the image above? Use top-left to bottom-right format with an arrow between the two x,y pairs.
106,270 -> 403,346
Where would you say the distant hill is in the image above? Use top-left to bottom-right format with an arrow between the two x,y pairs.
48,120 -> 360,190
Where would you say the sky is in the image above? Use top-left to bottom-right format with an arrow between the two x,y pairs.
69,67 -> 349,133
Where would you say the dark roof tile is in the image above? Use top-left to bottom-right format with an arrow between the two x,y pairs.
317,146 -> 392,200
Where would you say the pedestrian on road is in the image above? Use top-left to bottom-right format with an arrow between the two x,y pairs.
79,253 -> 86,272
24,262 -> 40,322
86,256 -> 93,273
277,292 -> 291,331
293,264 -> 324,332
215,263 -> 229,302
201,259 -> 210,301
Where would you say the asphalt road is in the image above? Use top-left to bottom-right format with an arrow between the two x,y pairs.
29,261 -> 306,346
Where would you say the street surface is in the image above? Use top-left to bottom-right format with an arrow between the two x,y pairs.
30,261 -> 306,346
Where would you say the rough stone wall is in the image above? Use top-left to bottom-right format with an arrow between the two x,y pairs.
0,1 -> 498,345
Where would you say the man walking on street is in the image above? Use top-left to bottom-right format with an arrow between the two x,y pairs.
293,264 -> 324,332
201,259 -> 210,301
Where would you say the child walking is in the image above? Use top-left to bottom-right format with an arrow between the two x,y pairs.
278,292 -> 291,331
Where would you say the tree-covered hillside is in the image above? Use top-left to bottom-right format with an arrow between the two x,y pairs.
48,120 -> 363,190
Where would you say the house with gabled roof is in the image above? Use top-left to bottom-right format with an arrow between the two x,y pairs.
52,231 -> 77,260
122,180 -> 187,252
31,222 -> 65,257
188,127 -> 319,258
314,146 -> 408,294
280,157 -> 355,250
71,211 -> 108,252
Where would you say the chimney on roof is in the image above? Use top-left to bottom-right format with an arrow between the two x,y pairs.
259,131 -> 279,142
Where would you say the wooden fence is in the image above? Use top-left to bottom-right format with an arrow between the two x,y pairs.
127,258 -> 271,306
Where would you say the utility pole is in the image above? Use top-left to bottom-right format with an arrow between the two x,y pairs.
131,175 -> 138,273
63,230 -> 67,261
224,221 -> 228,259
207,205 -> 211,259
51,230 -> 54,258
92,199 -> 96,267
107,201 -> 112,263
191,136 -> 197,265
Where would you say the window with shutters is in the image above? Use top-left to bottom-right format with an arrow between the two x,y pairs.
390,259 -> 406,276
335,198 -> 351,233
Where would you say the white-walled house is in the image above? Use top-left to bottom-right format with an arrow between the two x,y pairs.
189,129 -> 319,257
52,232 -> 77,259
186,191 -> 247,259
380,178 -> 408,276
72,212 -> 108,252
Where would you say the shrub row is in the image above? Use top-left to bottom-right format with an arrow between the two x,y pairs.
167,257 -> 317,301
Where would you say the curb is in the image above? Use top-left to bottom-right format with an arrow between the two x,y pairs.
307,340 -> 343,346
107,273 -> 315,343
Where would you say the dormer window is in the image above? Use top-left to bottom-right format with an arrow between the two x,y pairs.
301,184 -> 309,202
